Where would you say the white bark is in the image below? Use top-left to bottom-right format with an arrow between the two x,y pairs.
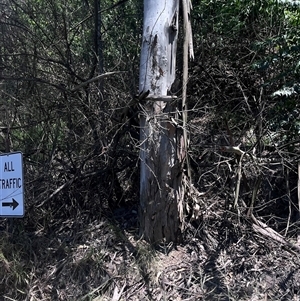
139,0 -> 182,243
139,0 -> 178,96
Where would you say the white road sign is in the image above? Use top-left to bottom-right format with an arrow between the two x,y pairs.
0,152 -> 24,217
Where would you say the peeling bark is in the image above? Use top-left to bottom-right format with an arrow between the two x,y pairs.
139,0 -> 184,244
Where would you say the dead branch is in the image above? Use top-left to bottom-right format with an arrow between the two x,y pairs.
71,71 -> 127,92
250,212 -> 300,255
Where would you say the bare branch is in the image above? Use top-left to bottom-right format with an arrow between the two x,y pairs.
71,71 -> 127,92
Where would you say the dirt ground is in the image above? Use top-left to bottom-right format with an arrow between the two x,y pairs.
1,195 -> 300,301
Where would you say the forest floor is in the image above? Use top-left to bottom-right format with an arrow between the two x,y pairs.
1,196 -> 300,301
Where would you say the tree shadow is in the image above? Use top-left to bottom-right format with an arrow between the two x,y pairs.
194,213 -> 242,300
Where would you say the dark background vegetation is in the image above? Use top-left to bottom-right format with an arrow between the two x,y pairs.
0,0 -> 300,300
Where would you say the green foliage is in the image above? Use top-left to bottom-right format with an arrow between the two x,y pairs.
102,0 -> 142,74
269,96 -> 299,134
0,0 -> 141,219
193,0 -> 283,36
191,0 -> 300,149
254,2 -> 300,143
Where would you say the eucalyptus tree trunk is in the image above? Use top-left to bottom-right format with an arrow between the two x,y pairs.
139,0 -> 185,244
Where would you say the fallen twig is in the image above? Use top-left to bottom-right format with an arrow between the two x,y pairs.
250,213 -> 300,255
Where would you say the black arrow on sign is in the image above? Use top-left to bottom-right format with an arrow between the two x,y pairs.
2,198 -> 19,210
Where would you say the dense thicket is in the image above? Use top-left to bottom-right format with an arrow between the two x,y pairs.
0,0 -> 143,221
1,0 -> 299,246
187,0 -> 300,230
1,0 -> 300,299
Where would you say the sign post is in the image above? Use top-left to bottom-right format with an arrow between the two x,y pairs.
0,152 -> 24,217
